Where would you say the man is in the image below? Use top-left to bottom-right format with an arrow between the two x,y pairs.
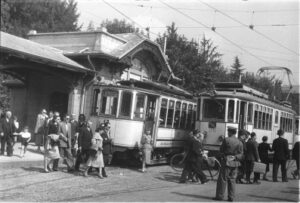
74,120 -> 93,172
101,121 -> 113,165
213,126 -> 243,202
291,141 -> 299,179
69,114 -> 78,157
53,115 -> 74,172
0,111 -> 16,156
179,131 -> 194,183
236,130 -> 247,184
272,129 -> 289,182
34,109 -> 48,152
245,132 -> 261,184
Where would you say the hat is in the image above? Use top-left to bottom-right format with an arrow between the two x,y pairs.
192,129 -> 200,135
227,126 -> 237,134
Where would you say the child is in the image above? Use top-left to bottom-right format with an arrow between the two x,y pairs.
19,126 -> 31,158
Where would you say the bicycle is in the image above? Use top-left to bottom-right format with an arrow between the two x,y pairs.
286,159 -> 299,179
170,150 -> 221,180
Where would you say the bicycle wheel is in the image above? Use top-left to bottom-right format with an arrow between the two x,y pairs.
202,157 -> 221,180
170,153 -> 185,172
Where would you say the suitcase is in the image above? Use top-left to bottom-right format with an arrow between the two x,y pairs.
253,162 -> 266,174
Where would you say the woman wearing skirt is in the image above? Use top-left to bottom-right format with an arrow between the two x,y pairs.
140,130 -> 153,172
84,130 -> 104,178
44,134 -> 60,173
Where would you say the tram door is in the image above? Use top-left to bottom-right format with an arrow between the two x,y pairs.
144,95 -> 157,134
239,101 -> 247,130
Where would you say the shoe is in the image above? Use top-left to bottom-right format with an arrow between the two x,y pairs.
98,174 -> 104,179
47,166 -> 53,172
263,177 -> 269,181
236,179 -> 245,184
179,180 -> 187,184
212,197 -> 223,201
246,181 -> 253,184
44,169 -> 49,173
52,168 -> 58,171
67,168 -> 75,173
103,174 -> 108,178
273,180 -> 278,182
253,181 -> 261,185
201,179 -> 209,184
227,198 -> 234,202
83,170 -> 88,177
282,180 -> 288,182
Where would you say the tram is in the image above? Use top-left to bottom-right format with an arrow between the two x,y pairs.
195,82 -> 297,151
89,80 -> 197,164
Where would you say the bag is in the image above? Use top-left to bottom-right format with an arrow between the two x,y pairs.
225,155 -> 241,167
253,162 -> 266,174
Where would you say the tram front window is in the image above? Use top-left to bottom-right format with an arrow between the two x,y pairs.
101,89 -> 118,116
228,100 -> 234,122
120,91 -> 132,117
203,99 -> 225,121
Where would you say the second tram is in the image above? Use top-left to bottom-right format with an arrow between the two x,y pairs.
195,82 -> 297,151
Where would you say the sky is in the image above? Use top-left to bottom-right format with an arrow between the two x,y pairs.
75,0 -> 299,86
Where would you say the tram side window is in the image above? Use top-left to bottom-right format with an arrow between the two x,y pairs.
262,112 -> 266,129
186,104 -> 193,129
192,105 -> 197,129
247,103 -> 253,123
203,99 -> 225,121
258,112 -> 263,129
228,100 -> 234,122
167,100 -> 175,127
197,99 -> 201,121
269,112 -> 273,130
159,99 -> 168,127
134,93 -> 145,119
100,89 -> 118,116
236,101 -> 240,123
254,111 -> 258,128
180,103 -> 187,129
174,101 -> 181,128
91,89 -> 100,115
295,119 -> 299,135
120,91 -> 132,117
275,111 -> 279,124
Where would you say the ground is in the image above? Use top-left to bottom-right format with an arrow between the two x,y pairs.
0,143 -> 299,202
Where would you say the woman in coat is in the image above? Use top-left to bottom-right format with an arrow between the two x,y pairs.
140,129 -> 153,172
84,128 -> 104,178
258,136 -> 272,180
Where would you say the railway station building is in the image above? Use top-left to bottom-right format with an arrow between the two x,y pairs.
0,29 -> 178,133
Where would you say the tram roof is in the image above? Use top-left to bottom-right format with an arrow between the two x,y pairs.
201,89 -> 295,114
118,80 -> 194,99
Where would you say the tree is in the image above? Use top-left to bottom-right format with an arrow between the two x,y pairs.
1,0 -> 81,37
230,56 -> 244,82
156,23 -> 224,92
100,19 -> 140,34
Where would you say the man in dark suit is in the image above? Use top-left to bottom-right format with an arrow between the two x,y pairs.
0,111 -> 16,156
292,141 -> 299,179
245,132 -> 261,184
272,129 -> 289,182
54,115 -> 74,172
74,120 -> 93,172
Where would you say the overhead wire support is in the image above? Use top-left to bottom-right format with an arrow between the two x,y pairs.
158,0 -> 273,66
197,0 -> 299,56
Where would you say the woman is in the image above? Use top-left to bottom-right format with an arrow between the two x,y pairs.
84,128 -> 104,178
258,136 -> 272,180
34,109 -> 48,152
140,129 -> 153,172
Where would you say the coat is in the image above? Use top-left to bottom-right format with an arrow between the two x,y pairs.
78,126 -> 93,150
220,136 -> 244,161
58,122 -> 71,148
47,121 -> 60,147
189,136 -> 204,162
245,139 -> 260,161
0,118 -> 15,141
101,130 -> 112,155
272,137 -> 289,161
258,142 -> 272,161
292,141 -> 299,161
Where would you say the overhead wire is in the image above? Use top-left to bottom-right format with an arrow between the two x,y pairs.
158,0 -> 273,66
197,0 -> 299,56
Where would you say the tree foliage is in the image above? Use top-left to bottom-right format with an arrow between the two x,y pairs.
1,0 -> 81,37
100,19 -> 142,34
156,22 -> 223,92
230,56 -> 244,82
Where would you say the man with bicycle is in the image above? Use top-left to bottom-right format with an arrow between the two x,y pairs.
213,126 -> 243,202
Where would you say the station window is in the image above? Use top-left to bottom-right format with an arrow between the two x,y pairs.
119,91 -> 132,117
91,89 -> 100,115
159,98 -> 168,127
203,99 -> 225,121
134,93 -> 145,119
180,103 -> 187,129
167,100 -> 175,127
247,103 -> 253,123
174,101 -> 181,128
100,89 -> 118,116
186,104 -> 193,129
228,100 -> 234,122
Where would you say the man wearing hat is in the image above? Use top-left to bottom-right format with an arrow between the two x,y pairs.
272,129 -> 289,182
213,126 -> 243,202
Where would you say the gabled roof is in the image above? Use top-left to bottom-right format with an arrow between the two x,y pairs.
0,31 -> 92,73
28,30 -> 179,80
